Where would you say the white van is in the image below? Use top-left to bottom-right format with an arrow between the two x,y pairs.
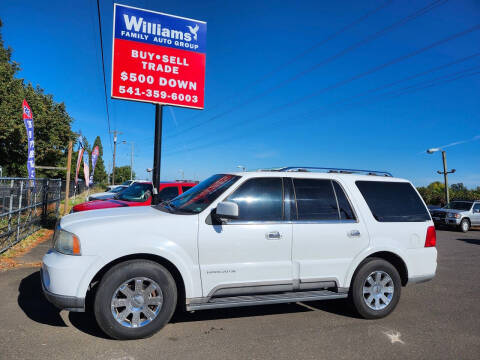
42,167 -> 437,339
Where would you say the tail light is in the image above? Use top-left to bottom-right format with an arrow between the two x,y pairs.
425,226 -> 436,247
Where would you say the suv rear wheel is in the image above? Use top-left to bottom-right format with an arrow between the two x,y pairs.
94,260 -> 177,340
350,258 -> 401,319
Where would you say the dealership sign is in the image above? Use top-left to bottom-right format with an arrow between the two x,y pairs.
111,4 -> 206,108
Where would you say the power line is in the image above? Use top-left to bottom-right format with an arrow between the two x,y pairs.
167,24 -> 480,150
166,0 -> 394,131
165,0 -> 449,140
165,69 -> 480,158
96,0 -> 113,153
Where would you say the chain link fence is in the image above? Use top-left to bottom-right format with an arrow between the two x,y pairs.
0,178 -> 62,254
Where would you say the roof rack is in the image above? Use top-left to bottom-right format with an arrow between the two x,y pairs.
259,166 -> 393,177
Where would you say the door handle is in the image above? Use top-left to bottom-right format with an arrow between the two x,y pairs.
266,231 -> 282,240
348,230 -> 361,237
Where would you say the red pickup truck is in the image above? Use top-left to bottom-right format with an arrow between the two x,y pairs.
72,181 -> 197,213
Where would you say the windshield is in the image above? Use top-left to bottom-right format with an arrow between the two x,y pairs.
110,186 -> 126,193
444,201 -> 473,211
115,183 -> 152,202
156,174 -> 240,214
121,180 -> 133,186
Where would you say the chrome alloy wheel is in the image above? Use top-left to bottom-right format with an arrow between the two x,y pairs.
111,277 -> 163,328
362,271 -> 394,311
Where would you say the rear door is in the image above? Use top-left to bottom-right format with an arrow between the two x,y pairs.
290,177 -> 370,288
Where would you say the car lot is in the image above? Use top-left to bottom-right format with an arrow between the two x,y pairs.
0,229 -> 479,360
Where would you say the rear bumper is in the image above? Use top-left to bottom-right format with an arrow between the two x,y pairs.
41,268 -> 85,312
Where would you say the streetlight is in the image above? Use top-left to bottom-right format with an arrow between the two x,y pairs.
237,165 -> 246,172
178,169 -> 184,180
426,148 -> 456,205
122,140 -> 134,180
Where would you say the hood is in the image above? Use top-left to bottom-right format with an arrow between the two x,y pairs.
63,205 -> 167,228
89,192 -> 115,199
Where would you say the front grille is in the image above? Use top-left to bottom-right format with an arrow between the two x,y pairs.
432,211 -> 446,219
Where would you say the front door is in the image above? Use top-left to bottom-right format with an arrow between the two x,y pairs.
290,177 -> 369,288
472,203 -> 480,225
198,177 -> 293,298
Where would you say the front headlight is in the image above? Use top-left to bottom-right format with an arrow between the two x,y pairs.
53,228 -> 81,255
448,213 -> 460,219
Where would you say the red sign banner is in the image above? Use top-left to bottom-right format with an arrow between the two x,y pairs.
111,4 -> 206,109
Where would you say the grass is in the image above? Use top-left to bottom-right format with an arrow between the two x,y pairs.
60,186 -> 104,214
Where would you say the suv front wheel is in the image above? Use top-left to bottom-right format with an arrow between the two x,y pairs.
350,258 -> 401,319
459,218 -> 470,233
94,260 -> 177,340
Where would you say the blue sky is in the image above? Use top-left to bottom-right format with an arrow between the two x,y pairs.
1,0 -> 479,186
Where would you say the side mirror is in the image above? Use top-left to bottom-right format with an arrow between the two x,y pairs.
474,208 -> 480,213
215,201 -> 239,222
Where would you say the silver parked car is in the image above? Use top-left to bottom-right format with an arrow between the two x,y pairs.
430,200 -> 480,232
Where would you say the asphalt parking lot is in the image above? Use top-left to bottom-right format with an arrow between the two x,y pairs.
0,229 -> 479,360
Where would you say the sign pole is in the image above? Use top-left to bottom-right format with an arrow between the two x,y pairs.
152,104 -> 163,204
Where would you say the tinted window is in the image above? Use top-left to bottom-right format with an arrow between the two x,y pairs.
333,181 -> 356,220
158,186 -> 179,202
116,183 -> 152,202
356,181 -> 430,222
182,186 -> 194,193
227,178 -> 283,221
293,179 -> 338,220
444,201 -> 473,211
473,204 -> 480,212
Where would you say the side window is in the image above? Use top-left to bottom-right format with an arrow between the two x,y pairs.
473,204 -> 480,212
182,186 -> 194,193
157,186 -> 179,202
332,181 -> 356,220
356,181 -> 430,222
227,178 -> 283,221
293,179 -> 338,220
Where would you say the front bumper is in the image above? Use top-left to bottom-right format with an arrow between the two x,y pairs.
41,268 -> 85,312
432,217 -> 461,226
41,249 -> 97,312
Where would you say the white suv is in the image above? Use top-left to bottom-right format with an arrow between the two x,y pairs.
42,167 -> 437,339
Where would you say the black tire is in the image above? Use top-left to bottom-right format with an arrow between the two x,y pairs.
459,219 -> 470,233
94,260 -> 177,340
350,258 -> 401,319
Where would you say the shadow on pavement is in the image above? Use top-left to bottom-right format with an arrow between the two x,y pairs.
171,298 -> 359,323
68,312 -> 111,339
456,238 -> 480,245
18,272 -> 359,338
18,271 -> 67,327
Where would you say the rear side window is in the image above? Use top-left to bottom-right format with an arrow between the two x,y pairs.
332,181 -> 355,220
356,181 -> 430,222
293,179 -> 338,220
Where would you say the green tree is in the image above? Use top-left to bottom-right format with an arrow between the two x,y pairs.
91,136 -> 107,184
111,165 -> 135,184
0,19 -> 74,178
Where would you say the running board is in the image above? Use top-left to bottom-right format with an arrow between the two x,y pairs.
186,290 -> 348,311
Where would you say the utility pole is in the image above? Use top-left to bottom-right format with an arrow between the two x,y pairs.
437,151 -> 456,205
110,130 -> 122,184
427,148 -> 456,205
63,141 -> 73,215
